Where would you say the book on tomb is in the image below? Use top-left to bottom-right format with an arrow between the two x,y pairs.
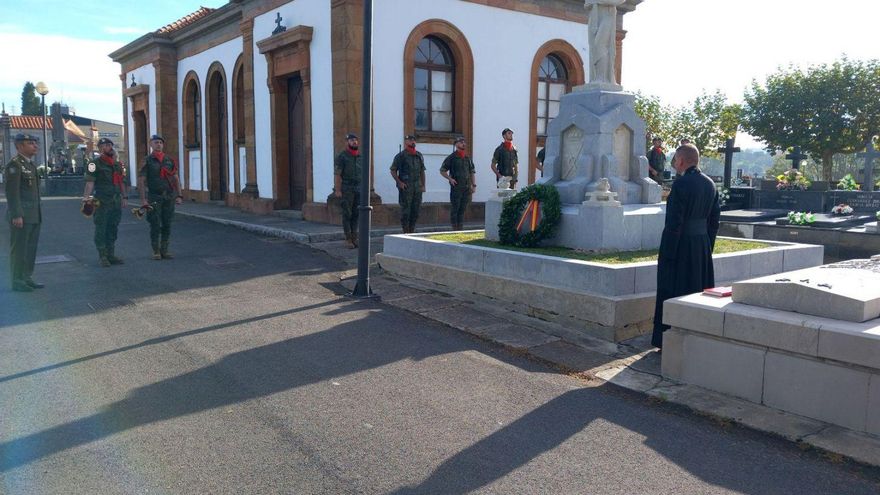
703,286 -> 733,297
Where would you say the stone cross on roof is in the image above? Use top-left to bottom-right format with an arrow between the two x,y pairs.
857,138 -> 880,192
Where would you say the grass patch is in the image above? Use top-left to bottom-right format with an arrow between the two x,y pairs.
425,231 -> 771,264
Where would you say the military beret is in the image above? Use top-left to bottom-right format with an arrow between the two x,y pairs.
454,136 -> 466,144
97,137 -> 114,146
346,133 -> 359,140
14,133 -> 38,142
404,134 -> 416,141
502,128 -> 514,135
150,134 -> 165,142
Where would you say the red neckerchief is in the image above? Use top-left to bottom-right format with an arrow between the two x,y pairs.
100,154 -> 123,186
503,141 -> 514,151
347,147 -> 360,157
653,146 -> 665,154
158,155 -> 178,191
152,151 -> 165,163
456,150 -> 466,159
405,145 -> 417,156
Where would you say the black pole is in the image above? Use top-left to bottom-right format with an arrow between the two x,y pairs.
41,95 -> 48,168
351,0 -> 373,298
722,137 -> 734,190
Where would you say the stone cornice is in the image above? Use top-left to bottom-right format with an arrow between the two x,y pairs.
257,25 -> 314,55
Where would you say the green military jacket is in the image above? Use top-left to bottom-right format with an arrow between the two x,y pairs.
440,152 -> 475,189
85,155 -> 126,200
334,150 -> 362,193
390,150 -> 426,188
492,143 -> 519,177
139,152 -> 178,198
3,154 -> 41,223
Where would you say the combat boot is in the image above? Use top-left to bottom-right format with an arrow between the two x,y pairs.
350,233 -> 359,248
160,241 -> 174,259
151,242 -> 162,260
106,246 -> 124,265
345,233 -> 356,249
98,248 -> 111,267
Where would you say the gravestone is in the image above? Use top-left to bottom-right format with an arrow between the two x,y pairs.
785,146 -> 808,170
732,257 -> 880,322
857,140 -> 879,192
717,138 -> 741,189
826,191 -> 880,213
775,212 -> 874,228
754,190 -> 824,211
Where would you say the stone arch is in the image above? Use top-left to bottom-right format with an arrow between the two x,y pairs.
181,70 -> 201,192
231,54 -> 245,196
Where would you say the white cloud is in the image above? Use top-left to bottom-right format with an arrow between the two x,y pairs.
0,32 -> 125,124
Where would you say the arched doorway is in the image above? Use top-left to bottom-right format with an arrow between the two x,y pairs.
207,67 -> 228,201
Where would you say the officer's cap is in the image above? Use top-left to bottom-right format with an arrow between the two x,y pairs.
150,134 -> 165,143
14,133 -> 38,143
346,133 -> 359,140
97,137 -> 114,146
404,134 -> 416,141
502,128 -> 514,135
453,136 -> 466,144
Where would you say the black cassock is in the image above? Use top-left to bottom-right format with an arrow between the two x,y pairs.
652,166 -> 721,348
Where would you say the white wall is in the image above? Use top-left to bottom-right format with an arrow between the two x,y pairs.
125,63 -> 156,180
372,0 -> 588,202
177,37 -> 243,194
253,0 -> 333,201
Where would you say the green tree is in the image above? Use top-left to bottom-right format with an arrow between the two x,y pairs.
633,92 -> 675,149
742,57 -> 880,182
20,82 -> 41,116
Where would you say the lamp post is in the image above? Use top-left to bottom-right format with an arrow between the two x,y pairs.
35,81 -> 49,168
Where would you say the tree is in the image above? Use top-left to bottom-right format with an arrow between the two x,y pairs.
741,57 -> 880,182
634,90 -> 741,158
20,82 -> 41,116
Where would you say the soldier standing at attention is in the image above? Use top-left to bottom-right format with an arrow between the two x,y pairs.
138,135 -> 182,260
83,137 -> 128,267
4,133 -> 43,292
647,137 -> 667,184
390,134 -> 426,233
491,128 -> 518,189
440,136 -> 476,231
334,133 -> 361,249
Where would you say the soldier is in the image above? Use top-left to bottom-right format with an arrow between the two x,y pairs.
138,135 -> 182,260
440,136 -> 476,231
4,133 -> 43,292
334,133 -> 361,249
491,128 -> 518,189
83,137 -> 128,267
390,134 -> 426,233
647,137 -> 667,185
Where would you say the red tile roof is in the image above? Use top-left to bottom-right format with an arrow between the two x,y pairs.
10,116 -> 53,130
156,6 -> 216,35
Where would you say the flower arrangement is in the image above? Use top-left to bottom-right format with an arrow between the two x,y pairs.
717,187 -> 730,207
837,173 -> 860,191
776,169 -> 811,191
876,210 -> 880,221
831,203 -> 854,215
787,211 -> 816,225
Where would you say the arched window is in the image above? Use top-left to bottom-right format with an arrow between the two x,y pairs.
414,36 -> 454,133
191,83 -> 201,145
536,55 -> 569,136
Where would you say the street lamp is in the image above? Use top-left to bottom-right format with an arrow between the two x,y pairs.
35,81 -> 49,168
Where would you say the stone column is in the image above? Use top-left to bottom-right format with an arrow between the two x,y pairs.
153,47 -> 179,160
240,18 -> 259,197
615,29 -> 626,85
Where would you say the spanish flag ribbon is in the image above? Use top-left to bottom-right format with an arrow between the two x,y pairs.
516,199 -> 542,235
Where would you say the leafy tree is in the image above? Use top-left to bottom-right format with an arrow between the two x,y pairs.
741,57 -> 880,182
20,82 -> 41,116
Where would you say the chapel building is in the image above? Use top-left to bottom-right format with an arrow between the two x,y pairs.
110,0 -> 642,223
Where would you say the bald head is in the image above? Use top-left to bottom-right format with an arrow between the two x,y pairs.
674,143 -> 700,169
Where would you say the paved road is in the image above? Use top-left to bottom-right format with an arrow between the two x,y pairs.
1,198 -> 879,494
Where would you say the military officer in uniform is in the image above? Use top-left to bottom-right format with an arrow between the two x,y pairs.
491,128 -> 518,189
4,133 -> 43,292
390,134 -> 426,233
83,137 -> 128,267
334,133 -> 361,248
138,135 -> 182,260
440,136 -> 476,231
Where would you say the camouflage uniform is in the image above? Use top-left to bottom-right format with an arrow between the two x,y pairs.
390,148 -> 425,233
4,143 -> 42,291
334,149 -> 361,242
85,154 -> 126,265
440,151 -> 475,230
139,152 -> 179,258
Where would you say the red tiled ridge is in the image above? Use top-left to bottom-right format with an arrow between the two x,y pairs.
156,6 -> 216,35
9,116 -> 53,130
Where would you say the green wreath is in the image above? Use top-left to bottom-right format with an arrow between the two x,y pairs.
498,184 -> 562,247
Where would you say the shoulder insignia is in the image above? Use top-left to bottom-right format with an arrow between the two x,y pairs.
88,162 -> 96,173
6,165 -> 16,174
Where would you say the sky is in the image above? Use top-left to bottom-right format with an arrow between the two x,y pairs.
1,0 -> 878,149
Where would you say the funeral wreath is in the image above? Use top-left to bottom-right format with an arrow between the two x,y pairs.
498,184 -> 561,248
776,169 -> 811,191
837,173 -> 860,191
831,203 -> 854,215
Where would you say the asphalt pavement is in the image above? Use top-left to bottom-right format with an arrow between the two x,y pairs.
1,198 -> 879,494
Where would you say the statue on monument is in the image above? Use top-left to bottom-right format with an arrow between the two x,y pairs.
586,0 -> 625,86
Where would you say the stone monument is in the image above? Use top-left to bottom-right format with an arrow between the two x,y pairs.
486,0 -> 664,251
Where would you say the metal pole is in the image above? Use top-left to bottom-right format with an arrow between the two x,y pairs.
40,95 -> 48,167
351,0 -> 374,298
